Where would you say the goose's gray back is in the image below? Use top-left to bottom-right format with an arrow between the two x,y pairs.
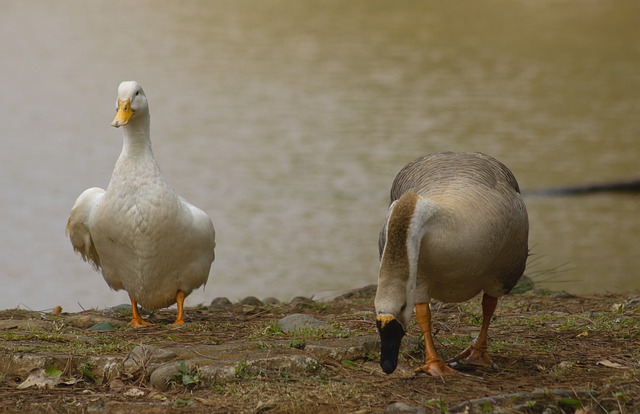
390,152 -> 521,201
378,152 -> 528,300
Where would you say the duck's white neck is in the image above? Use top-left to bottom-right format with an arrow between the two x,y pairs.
376,192 -> 437,325
120,113 -> 152,157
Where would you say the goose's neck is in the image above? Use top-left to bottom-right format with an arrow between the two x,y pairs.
376,192 -> 437,322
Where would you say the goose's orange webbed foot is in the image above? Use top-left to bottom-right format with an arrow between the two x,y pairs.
415,357 -> 459,377
129,316 -> 154,327
449,340 -> 496,368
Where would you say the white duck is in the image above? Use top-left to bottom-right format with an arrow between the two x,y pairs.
66,81 -> 216,326
375,152 -> 528,376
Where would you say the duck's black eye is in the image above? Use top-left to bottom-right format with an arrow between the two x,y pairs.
135,91 -> 139,96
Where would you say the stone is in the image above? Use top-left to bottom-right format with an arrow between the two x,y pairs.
0,320 -> 52,331
88,321 -> 115,331
384,402 -> 426,414
278,314 -> 329,333
333,284 -> 378,301
239,296 -> 263,306
122,345 -> 177,377
149,362 -> 183,391
290,296 -> 313,304
263,297 -> 281,305
65,313 -> 126,329
209,297 -> 232,310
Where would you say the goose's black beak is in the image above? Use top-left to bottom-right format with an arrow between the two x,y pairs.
377,316 -> 405,374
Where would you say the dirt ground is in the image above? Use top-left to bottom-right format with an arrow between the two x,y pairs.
0,287 -> 638,414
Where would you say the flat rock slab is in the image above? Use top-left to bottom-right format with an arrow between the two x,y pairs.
277,313 -> 330,333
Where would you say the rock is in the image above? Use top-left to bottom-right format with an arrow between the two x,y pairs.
123,387 -> 146,398
240,296 -> 264,306
209,297 -> 232,310
196,364 -> 237,384
333,284 -> 378,301
290,296 -> 313,304
304,336 -> 379,361
65,313 -> 126,329
255,399 -> 277,413
384,402 -> 426,414
278,314 -> 329,333
122,345 -> 177,377
149,362 -> 183,391
0,320 -> 51,331
243,355 -> 321,376
263,297 -> 281,305
88,321 -> 115,331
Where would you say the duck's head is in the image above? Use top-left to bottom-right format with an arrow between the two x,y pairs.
111,81 -> 148,128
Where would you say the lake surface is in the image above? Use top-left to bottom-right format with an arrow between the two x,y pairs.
1,1 -> 639,312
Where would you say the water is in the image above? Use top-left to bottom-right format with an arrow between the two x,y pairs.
1,1 -> 639,312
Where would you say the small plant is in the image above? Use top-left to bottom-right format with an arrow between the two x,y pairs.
172,362 -> 202,389
257,340 -> 272,350
173,396 -> 193,408
279,369 -> 290,383
78,361 -> 97,384
480,400 -> 493,412
262,322 -> 284,336
235,360 -> 252,379
434,398 -> 448,413
289,337 -> 306,350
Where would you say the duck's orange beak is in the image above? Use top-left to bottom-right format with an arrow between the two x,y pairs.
111,98 -> 133,127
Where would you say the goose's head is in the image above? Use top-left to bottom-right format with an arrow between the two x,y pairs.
376,313 -> 406,374
111,81 -> 148,128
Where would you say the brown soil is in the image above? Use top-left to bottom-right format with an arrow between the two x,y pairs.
0,288 -> 638,414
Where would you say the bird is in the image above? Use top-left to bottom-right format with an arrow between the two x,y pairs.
66,81 -> 216,327
374,152 -> 528,376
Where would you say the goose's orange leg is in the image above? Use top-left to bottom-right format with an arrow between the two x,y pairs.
129,296 -> 153,327
172,290 -> 186,325
415,302 -> 458,376
449,293 -> 497,367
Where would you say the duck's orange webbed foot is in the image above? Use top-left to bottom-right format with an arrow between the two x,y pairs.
128,296 -> 154,327
171,290 -> 186,326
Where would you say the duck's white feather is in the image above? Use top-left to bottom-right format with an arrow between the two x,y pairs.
67,81 -> 215,310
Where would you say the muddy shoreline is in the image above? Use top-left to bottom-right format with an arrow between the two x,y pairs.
1,286 -> 638,413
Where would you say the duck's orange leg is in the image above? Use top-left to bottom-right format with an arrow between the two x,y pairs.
449,293 -> 497,367
171,290 -> 186,325
129,296 -> 153,327
415,302 -> 458,376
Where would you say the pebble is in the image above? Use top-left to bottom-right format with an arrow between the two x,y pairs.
263,297 -> 281,305
239,296 -> 264,307
123,345 -> 177,377
88,322 -> 114,332
209,297 -> 232,310
384,402 -> 426,414
278,313 -> 329,333
149,363 -> 183,391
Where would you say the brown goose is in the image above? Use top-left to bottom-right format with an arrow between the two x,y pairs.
375,152 -> 528,375
66,81 -> 216,326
